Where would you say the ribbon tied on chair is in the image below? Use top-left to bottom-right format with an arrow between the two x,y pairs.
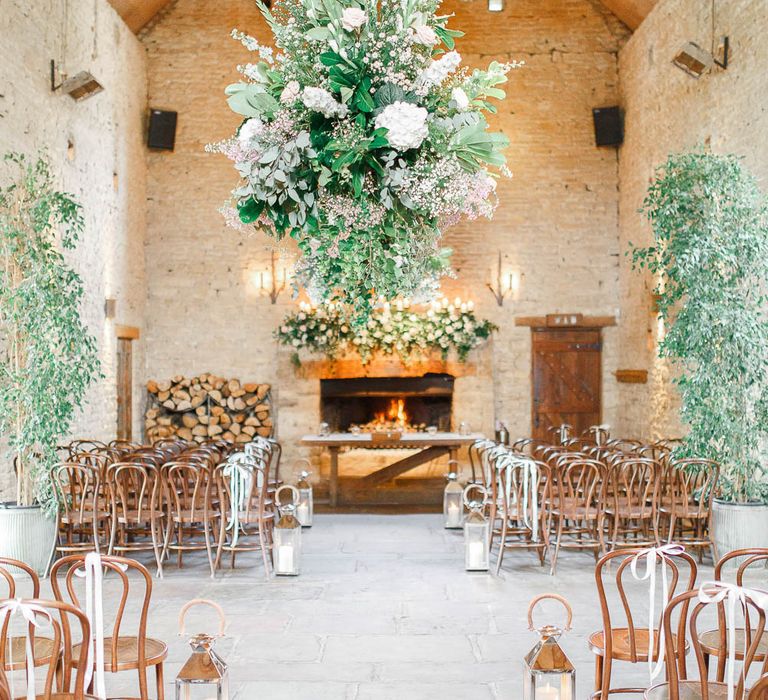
0,599 -> 55,700
223,453 -> 255,547
630,543 -> 687,683
497,453 -> 540,543
697,581 -> 768,700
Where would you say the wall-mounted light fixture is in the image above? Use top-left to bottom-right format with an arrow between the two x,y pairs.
254,251 -> 290,304
104,297 -> 117,320
487,251 -> 520,306
672,1 -> 729,78
50,60 -> 103,101
488,0 -> 504,11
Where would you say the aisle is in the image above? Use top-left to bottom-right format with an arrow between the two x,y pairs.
105,514 -> 680,699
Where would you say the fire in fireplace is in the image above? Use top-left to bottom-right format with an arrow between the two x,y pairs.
320,375 -> 454,433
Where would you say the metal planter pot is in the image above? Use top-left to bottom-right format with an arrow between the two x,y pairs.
712,499 -> 768,564
0,502 -> 57,576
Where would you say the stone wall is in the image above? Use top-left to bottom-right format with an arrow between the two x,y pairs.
616,0 -> 768,438
143,0 -> 629,467
0,0 -> 148,496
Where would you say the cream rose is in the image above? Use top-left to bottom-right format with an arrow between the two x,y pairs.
341,7 -> 367,31
411,24 -> 438,46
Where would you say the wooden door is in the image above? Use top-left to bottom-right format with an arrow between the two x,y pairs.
531,328 -> 602,440
116,337 -> 133,440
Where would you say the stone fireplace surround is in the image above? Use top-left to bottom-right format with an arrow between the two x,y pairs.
276,345 -> 495,500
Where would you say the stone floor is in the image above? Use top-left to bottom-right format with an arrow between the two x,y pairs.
10,514 -> 719,699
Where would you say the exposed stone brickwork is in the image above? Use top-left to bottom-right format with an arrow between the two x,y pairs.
142,0 -> 628,469
0,0 -> 147,497
616,0 -> 768,438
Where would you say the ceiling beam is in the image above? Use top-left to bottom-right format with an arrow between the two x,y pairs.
107,0 -> 175,33
598,0 -> 658,30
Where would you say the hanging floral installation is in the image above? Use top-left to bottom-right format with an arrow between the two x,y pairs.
211,0 -> 517,313
276,297 -> 496,365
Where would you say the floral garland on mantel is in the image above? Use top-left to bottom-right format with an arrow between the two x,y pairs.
211,0 -> 517,314
276,297 -> 496,365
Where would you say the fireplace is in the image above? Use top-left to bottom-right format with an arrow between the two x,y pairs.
320,374 -> 454,433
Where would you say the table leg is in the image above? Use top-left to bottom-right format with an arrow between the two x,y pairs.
329,446 -> 339,507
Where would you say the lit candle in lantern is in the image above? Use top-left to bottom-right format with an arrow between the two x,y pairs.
468,540 -> 485,568
278,545 -> 294,571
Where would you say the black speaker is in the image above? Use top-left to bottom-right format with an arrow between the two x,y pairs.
592,106 -> 623,147
147,109 -> 177,150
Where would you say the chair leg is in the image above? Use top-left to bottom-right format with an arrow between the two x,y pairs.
495,515 -> 508,575
204,516 -> 216,579
138,665 -> 149,700
258,519 -> 271,579
156,662 -> 165,700
601,653 -> 613,699
594,654 -> 603,696
550,516 -> 563,576
150,518 -> 164,579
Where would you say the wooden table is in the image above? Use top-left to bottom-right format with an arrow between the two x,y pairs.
301,432 -> 484,507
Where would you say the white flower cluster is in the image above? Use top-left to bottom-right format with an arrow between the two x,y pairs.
238,117 -> 264,146
341,7 -> 367,31
374,102 -> 429,151
301,86 -> 349,118
416,51 -> 462,92
230,29 -> 274,63
280,80 -> 301,104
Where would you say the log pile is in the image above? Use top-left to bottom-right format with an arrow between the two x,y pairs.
145,374 -> 272,444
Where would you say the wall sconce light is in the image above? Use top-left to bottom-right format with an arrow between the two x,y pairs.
50,60 -> 104,101
254,250 -> 289,304
672,1 -> 729,78
104,298 -> 117,320
488,0 -> 504,11
487,251 -> 520,306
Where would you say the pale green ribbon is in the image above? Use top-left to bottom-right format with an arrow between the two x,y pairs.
497,453 -> 539,542
223,454 -> 255,547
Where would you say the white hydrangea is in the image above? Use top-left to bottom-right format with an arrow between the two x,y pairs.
302,86 -> 349,118
451,87 -> 470,110
374,102 -> 429,151
280,80 -> 301,104
238,117 -> 264,145
416,50 -> 462,90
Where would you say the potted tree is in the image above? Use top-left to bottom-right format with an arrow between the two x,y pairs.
0,153 -> 100,574
631,150 -> 768,559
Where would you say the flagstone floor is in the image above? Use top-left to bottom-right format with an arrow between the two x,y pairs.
14,514 -> 719,699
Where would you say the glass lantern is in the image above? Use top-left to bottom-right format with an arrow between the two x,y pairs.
273,485 -> 302,576
175,599 -> 229,700
296,465 -> 314,527
443,470 -> 463,529
463,484 -> 490,571
523,594 -> 576,700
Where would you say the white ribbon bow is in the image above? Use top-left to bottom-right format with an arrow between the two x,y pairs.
0,599 -> 55,700
497,454 -> 540,542
74,551 -> 108,699
224,454 -> 255,546
630,543 -> 686,683
697,581 -> 768,700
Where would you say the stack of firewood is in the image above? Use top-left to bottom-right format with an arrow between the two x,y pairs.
145,373 -> 272,443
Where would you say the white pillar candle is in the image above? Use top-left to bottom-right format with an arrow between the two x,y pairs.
537,685 -> 560,700
468,540 -> 486,569
297,503 -> 309,525
278,545 -> 294,572
447,502 -> 461,527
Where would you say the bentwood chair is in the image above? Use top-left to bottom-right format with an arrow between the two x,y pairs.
0,558 -> 56,678
658,459 -> 719,558
590,547 -> 697,698
52,462 -> 110,555
645,585 -> 768,699
493,456 -> 551,571
162,461 -> 219,575
549,459 -> 607,575
214,454 -> 275,577
0,598 -> 95,699
750,676 -> 768,699
698,549 -> 768,684
107,462 -> 167,577
604,458 -> 660,550
51,554 -> 168,700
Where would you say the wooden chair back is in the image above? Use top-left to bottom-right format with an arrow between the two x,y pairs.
108,462 -> 163,525
750,675 -> 768,699
662,458 -> 719,520
164,461 -> 213,522
0,598 -> 92,699
68,439 -> 106,456
607,457 -> 659,523
215,453 -> 270,525
50,553 -> 155,674
495,457 -> 552,528
552,459 -> 605,519
595,548 -> 697,665
660,586 -> 768,698
52,462 -> 101,522
0,558 -> 41,670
